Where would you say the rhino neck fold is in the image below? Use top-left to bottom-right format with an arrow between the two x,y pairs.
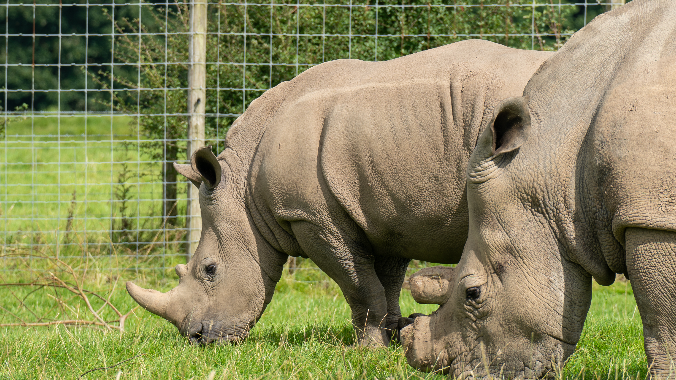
245,194 -> 288,305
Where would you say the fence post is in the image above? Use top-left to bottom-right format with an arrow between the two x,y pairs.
187,0 -> 207,259
609,0 -> 625,10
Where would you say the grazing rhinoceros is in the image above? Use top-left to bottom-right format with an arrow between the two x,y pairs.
126,40 -> 552,346
402,0 -> 676,377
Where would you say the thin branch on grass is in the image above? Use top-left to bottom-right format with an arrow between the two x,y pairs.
78,353 -> 145,378
46,292 -> 79,317
2,320 -> 113,328
0,253 -> 137,332
0,304 -> 27,324
6,281 -> 43,321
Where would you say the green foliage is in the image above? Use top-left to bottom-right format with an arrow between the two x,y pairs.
0,1 -> 141,111
95,0 -> 578,200
1,0 -> 616,114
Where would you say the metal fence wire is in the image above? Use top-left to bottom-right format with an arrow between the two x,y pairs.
1,0 -> 626,272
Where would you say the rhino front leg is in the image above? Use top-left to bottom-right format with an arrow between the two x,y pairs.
626,228 -> 676,377
290,220 -> 391,347
374,255 -> 411,341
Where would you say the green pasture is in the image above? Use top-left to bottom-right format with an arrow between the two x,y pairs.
0,114 -> 187,256
0,253 -> 649,379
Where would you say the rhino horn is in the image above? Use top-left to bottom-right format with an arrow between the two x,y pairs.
126,281 -> 174,322
174,162 -> 202,188
408,266 -> 455,305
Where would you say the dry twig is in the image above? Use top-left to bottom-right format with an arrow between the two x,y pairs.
79,353 -> 145,378
0,253 -> 137,332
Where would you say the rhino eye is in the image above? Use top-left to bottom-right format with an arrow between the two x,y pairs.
466,287 -> 481,301
205,263 -> 217,276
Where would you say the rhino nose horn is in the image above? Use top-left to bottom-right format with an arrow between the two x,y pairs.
401,315 -> 440,372
126,281 -> 171,320
175,264 -> 188,279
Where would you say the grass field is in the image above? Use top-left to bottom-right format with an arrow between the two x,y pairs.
0,254 -> 649,379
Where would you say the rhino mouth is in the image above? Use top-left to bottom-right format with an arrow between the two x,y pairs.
447,335 -> 574,379
184,320 -> 250,345
403,316 -> 573,379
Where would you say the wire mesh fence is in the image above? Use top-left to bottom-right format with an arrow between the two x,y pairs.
1,0 -> 625,274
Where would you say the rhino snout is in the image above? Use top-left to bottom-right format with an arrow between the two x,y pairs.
183,318 -> 250,345
401,315 -> 450,373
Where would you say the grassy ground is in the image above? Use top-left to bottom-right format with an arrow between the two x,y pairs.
0,256 -> 649,380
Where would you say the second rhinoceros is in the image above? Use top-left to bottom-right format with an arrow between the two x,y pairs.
126,40 -> 551,346
402,0 -> 676,377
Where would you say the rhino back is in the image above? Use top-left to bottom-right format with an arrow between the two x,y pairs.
315,42 -> 551,263
508,0 -> 676,276
247,40 -> 550,263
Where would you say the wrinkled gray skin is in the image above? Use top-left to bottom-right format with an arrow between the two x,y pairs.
402,1 -> 676,377
126,40 -> 551,347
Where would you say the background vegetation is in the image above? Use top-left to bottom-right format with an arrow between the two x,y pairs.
1,0 -> 604,252
1,1 -> 643,379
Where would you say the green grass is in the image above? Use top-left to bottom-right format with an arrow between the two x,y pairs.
565,280 -> 648,379
0,256 -> 649,379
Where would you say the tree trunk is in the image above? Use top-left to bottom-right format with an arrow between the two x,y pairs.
607,0 -> 625,11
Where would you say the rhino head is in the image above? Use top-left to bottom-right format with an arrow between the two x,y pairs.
126,146 -> 285,344
401,98 -> 605,378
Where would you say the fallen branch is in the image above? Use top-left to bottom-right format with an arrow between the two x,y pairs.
79,353 -> 145,378
0,253 -> 137,332
1,320 -> 112,328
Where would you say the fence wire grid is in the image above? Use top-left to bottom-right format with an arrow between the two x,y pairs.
1,0 -> 626,274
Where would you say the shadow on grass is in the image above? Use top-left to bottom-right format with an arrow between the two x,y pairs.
141,321 -> 358,348
254,323 -> 357,347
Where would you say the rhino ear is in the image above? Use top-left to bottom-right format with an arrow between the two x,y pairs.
173,162 -> 202,188
191,146 -> 222,189
490,97 -> 531,156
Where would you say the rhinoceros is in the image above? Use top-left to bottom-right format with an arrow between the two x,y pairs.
126,40 -> 552,346
402,0 -> 676,377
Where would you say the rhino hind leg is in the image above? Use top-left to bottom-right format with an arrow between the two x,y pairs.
625,227 -> 676,377
289,220 -> 391,347
374,255 -> 411,342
